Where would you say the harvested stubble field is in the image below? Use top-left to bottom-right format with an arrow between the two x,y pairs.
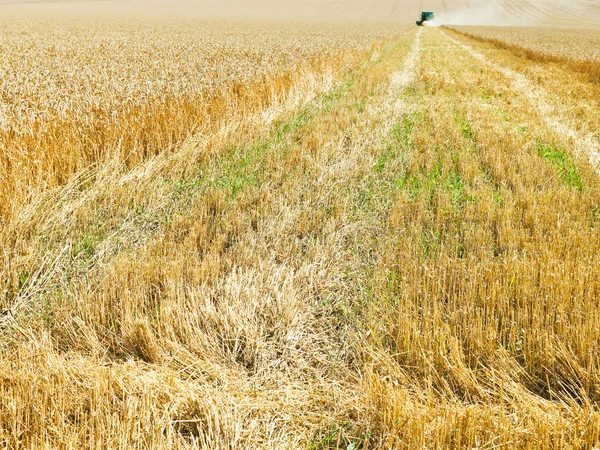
448,25 -> 600,82
448,26 -> 600,62
2,2 -> 600,449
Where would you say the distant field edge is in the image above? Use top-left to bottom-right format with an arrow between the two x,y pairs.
443,25 -> 600,84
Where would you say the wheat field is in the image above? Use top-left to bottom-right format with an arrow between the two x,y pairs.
2,0 -> 600,448
0,18 -> 399,219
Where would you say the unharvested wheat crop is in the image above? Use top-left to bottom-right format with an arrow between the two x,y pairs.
0,17 -> 398,219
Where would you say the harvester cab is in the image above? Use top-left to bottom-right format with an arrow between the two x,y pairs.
416,11 -> 435,26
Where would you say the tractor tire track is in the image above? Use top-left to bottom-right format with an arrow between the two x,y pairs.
391,27 -> 422,92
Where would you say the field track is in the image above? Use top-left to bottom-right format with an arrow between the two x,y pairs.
440,28 -> 600,175
2,18 -> 600,449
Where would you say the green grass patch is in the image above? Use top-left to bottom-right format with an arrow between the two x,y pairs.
173,175 -> 204,200
212,145 -> 262,197
399,159 -> 475,209
537,142 -> 583,189
73,230 -> 103,261
459,117 -> 474,140
274,110 -> 311,142
401,159 -> 443,201
375,115 -> 416,173
446,168 -> 476,208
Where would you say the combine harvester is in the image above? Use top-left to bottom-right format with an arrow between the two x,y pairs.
415,0 -> 447,26
416,11 -> 435,25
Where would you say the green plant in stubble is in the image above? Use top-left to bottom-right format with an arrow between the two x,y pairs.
536,142 -> 584,189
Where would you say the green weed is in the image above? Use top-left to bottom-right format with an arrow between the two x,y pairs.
459,117 -> 474,140
375,115 -> 415,172
74,233 -> 99,259
537,142 -> 583,189
309,422 -> 371,450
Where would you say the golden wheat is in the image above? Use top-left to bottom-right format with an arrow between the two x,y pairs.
0,17 -> 399,220
2,9 -> 600,450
